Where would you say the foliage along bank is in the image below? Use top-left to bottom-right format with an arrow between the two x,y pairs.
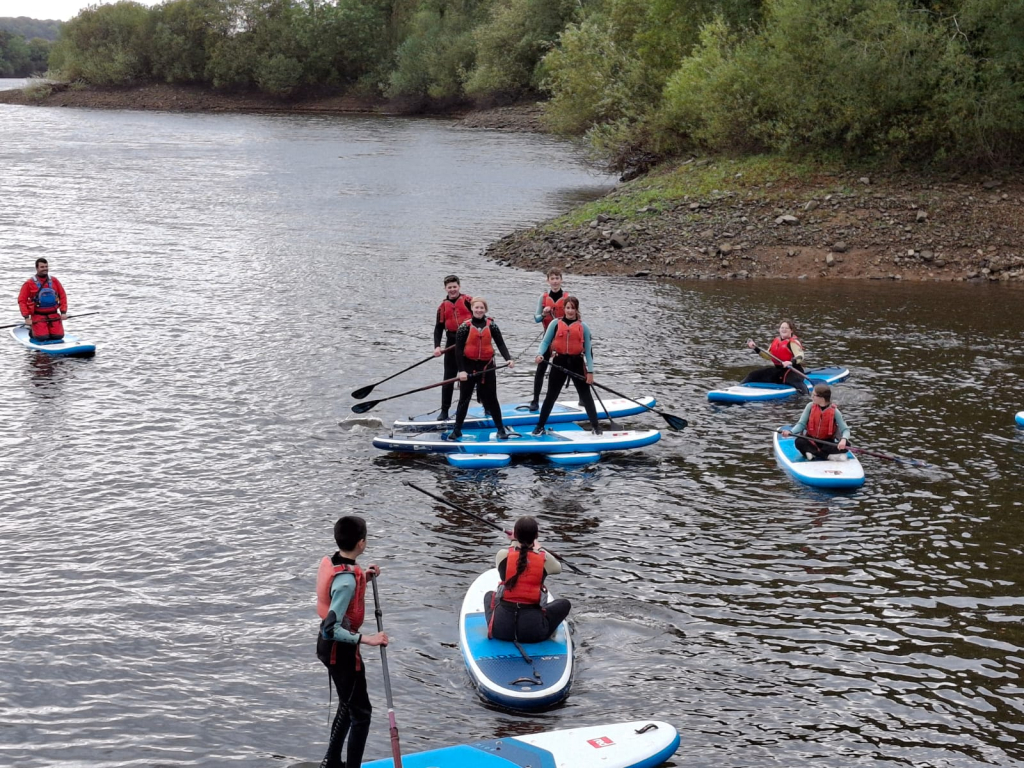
36,0 -> 1024,170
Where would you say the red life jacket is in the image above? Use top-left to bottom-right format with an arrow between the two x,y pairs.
541,292 -> 568,330
316,556 -> 366,667
462,318 -> 494,361
768,335 -> 801,365
806,404 -> 837,440
438,294 -> 474,333
499,546 -> 546,604
552,319 -> 585,357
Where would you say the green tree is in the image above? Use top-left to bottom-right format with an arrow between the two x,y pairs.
50,1 -> 152,85
148,0 -> 231,84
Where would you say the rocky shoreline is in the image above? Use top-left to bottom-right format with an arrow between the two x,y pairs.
486,169 -> 1024,284
4,83 -> 1022,284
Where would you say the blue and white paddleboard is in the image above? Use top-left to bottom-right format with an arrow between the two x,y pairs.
447,453 -> 512,469
546,452 -> 601,467
773,431 -> 865,489
362,719 -> 680,768
708,366 -> 849,403
373,423 -> 661,456
10,326 -> 96,357
460,569 -> 573,711
393,396 -> 656,431
1016,411 -> 1024,428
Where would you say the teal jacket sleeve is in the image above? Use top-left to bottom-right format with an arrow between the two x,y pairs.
833,408 -> 851,440
790,403 -> 813,434
537,321 -> 557,356
325,572 -> 361,644
534,295 -> 546,324
582,322 -> 594,371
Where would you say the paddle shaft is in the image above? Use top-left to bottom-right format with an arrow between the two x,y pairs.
403,481 -> 586,575
546,361 -> 687,431
754,346 -> 812,381
351,345 -> 454,399
352,362 -> 511,413
2,311 -> 100,330
369,575 -> 402,768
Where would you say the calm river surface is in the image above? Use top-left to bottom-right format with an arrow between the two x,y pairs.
1,92 -> 1022,768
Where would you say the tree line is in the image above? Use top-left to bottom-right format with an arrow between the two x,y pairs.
0,17 -> 58,77
44,0 -> 1024,167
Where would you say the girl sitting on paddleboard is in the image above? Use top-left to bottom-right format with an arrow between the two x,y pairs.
782,383 -> 851,460
448,297 -> 515,441
743,318 -> 805,391
484,516 -> 571,644
531,295 -> 601,436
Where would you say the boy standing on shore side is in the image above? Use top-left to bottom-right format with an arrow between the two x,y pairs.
529,268 -> 569,411
433,275 -> 474,421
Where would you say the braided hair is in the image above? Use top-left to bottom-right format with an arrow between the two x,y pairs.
504,516 -> 539,591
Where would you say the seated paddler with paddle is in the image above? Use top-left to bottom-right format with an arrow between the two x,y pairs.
531,295 -> 602,436
782,383 -> 852,461
448,297 -> 515,441
744,318 -> 806,392
484,516 -> 571,644
18,258 -> 68,342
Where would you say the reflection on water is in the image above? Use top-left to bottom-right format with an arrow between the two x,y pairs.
0,104 -> 1023,768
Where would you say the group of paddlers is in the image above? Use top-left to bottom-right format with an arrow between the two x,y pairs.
431,269 -> 603,441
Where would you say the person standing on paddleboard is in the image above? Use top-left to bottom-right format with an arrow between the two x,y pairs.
484,516 -> 571,644
743,318 -> 806,392
783,383 -> 852,461
316,516 -> 388,768
18,258 -> 68,342
531,296 -> 601,436
448,297 -> 515,441
432,275 -> 474,421
528,267 -> 570,411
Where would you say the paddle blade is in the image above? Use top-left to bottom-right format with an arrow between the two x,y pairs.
663,414 -> 689,431
351,399 -> 380,413
351,384 -> 374,400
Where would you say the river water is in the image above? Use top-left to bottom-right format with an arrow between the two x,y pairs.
1,89 -> 1022,768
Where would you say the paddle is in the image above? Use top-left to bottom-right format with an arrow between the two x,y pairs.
403,481 -> 587,575
546,361 -> 688,432
751,345 -> 813,394
770,428 -> 932,468
591,385 -> 619,430
351,345 -> 454,400
369,574 -> 402,768
1,311 -> 101,330
352,362 -> 511,413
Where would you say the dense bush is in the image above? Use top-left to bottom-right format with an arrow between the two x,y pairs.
50,1 -> 152,85
0,30 -> 51,77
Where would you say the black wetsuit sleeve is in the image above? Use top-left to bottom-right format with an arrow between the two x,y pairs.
433,319 -> 445,348
454,323 -> 470,370
489,321 -> 512,361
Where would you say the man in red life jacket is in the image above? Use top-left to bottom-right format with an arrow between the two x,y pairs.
432,275 -> 474,421
18,258 -> 68,341
782,383 -> 852,461
316,516 -> 388,768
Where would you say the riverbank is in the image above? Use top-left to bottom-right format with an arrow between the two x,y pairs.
4,82 -> 1021,283
0,80 -> 546,130
486,156 -> 1024,283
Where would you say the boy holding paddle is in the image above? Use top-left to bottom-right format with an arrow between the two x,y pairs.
315,516 -> 388,768
529,267 -> 570,411
433,275 -> 474,421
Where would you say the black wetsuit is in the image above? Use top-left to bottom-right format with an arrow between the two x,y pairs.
483,554 -> 571,643
451,316 -> 512,436
532,289 -> 565,404
434,295 -> 474,417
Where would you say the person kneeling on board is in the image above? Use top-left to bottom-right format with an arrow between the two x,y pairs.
315,516 -> 388,768
18,258 -> 68,342
531,295 -> 601,436
484,516 -> 571,644
782,383 -> 851,461
448,297 -> 515,441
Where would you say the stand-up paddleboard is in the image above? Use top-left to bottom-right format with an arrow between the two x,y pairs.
460,569 -> 573,710
773,431 -> 865,489
10,326 -> 96,357
1016,411 -> 1024,428
373,423 -> 661,457
362,719 -> 681,768
393,396 -> 656,431
447,453 -> 512,469
708,366 -> 849,403
546,452 -> 601,467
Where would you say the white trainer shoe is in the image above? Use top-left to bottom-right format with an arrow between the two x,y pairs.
828,453 -> 848,462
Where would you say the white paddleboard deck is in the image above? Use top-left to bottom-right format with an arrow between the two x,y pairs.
773,431 -> 865,489
11,326 -> 96,356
